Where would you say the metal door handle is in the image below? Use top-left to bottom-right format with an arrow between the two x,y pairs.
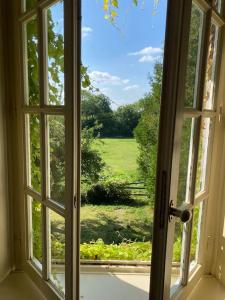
169,206 -> 192,223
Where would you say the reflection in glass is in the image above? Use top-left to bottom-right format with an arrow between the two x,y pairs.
47,1 -> 64,105
48,115 -> 65,205
27,114 -> 41,193
190,203 -> 202,271
31,197 -> 42,267
195,118 -> 213,195
203,23 -> 219,110
213,0 -> 222,12
177,118 -> 195,206
50,209 -> 65,294
184,3 -> 203,107
171,221 -> 184,287
26,17 -> 39,106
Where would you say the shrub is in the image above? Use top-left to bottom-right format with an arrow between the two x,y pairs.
80,239 -> 151,261
82,181 -> 134,205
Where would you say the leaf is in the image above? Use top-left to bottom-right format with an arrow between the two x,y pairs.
111,10 -> 117,18
103,0 -> 109,11
133,0 -> 138,6
111,0 -> 118,8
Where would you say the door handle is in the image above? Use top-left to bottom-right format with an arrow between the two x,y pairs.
169,203 -> 192,223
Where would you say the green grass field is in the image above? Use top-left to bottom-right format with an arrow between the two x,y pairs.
93,138 -> 139,181
80,205 -> 153,244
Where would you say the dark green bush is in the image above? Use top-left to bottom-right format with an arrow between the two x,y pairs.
83,181 -> 134,205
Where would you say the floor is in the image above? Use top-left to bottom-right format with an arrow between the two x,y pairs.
80,272 -> 150,300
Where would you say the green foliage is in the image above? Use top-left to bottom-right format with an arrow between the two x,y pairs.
26,0 -> 37,10
32,200 -> 42,262
80,239 -> 151,261
50,212 -> 65,261
30,115 -> 41,192
103,0 -> 139,22
114,104 -> 141,137
82,91 -> 117,137
82,91 -> 141,138
47,3 -> 64,105
82,181 -> 134,205
27,18 -> 39,105
184,4 -> 202,107
81,126 -> 105,184
134,62 -> 162,206
49,116 -> 65,205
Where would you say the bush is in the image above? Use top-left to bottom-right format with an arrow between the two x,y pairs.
82,181 -> 134,205
80,239 -> 151,261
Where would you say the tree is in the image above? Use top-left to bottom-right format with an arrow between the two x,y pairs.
81,126 -> 105,184
134,62 -> 162,206
114,103 -> 141,137
134,4 -> 201,212
81,90 -> 117,137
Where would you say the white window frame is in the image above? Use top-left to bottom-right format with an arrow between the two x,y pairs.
17,0 -> 80,299
12,0 -> 225,299
150,0 -> 225,299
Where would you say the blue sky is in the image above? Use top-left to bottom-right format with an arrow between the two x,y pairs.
82,0 -> 167,108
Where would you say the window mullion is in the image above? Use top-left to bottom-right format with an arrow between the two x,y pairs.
197,9 -> 212,111
38,6 -> 50,281
181,117 -> 202,285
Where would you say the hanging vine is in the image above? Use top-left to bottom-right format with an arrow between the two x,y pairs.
102,0 -> 160,22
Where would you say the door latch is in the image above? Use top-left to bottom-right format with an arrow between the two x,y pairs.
169,200 -> 192,223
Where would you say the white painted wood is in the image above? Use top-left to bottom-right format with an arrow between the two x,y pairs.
187,276 -> 225,300
0,272 -> 47,300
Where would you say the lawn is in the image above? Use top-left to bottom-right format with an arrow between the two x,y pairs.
79,138 -> 154,261
80,205 -> 153,244
93,138 -> 139,181
50,138 -> 155,261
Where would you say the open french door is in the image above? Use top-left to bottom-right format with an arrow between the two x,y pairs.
150,0 -> 223,299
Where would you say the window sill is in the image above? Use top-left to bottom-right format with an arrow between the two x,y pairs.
0,271 -> 46,300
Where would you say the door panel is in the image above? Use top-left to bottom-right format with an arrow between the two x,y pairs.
150,1 -> 193,299
150,0 -> 223,299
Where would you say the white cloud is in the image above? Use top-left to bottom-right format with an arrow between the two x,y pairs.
128,46 -> 163,63
82,26 -> 93,38
124,84 -> 139,91
139,55 -> 161,63
89,70 -> 129,86
123,79 -> 130,84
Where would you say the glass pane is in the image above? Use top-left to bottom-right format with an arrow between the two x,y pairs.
195,118 -> 213,195
31,197 -> 42,268
203,23 -> 219,110
47,1 -> 64,105
190,203 -> 202,271
177,118 -> 195,206
213,0 -> 222,13
25,17 -> 39,106
27,114 -> 41,193
184,3 -> 203,108
26,0 -> 36,11
50,209 -> 65,294
80,0 -> 169,297
171,221 -> 184,288
48,115 -> 65,205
